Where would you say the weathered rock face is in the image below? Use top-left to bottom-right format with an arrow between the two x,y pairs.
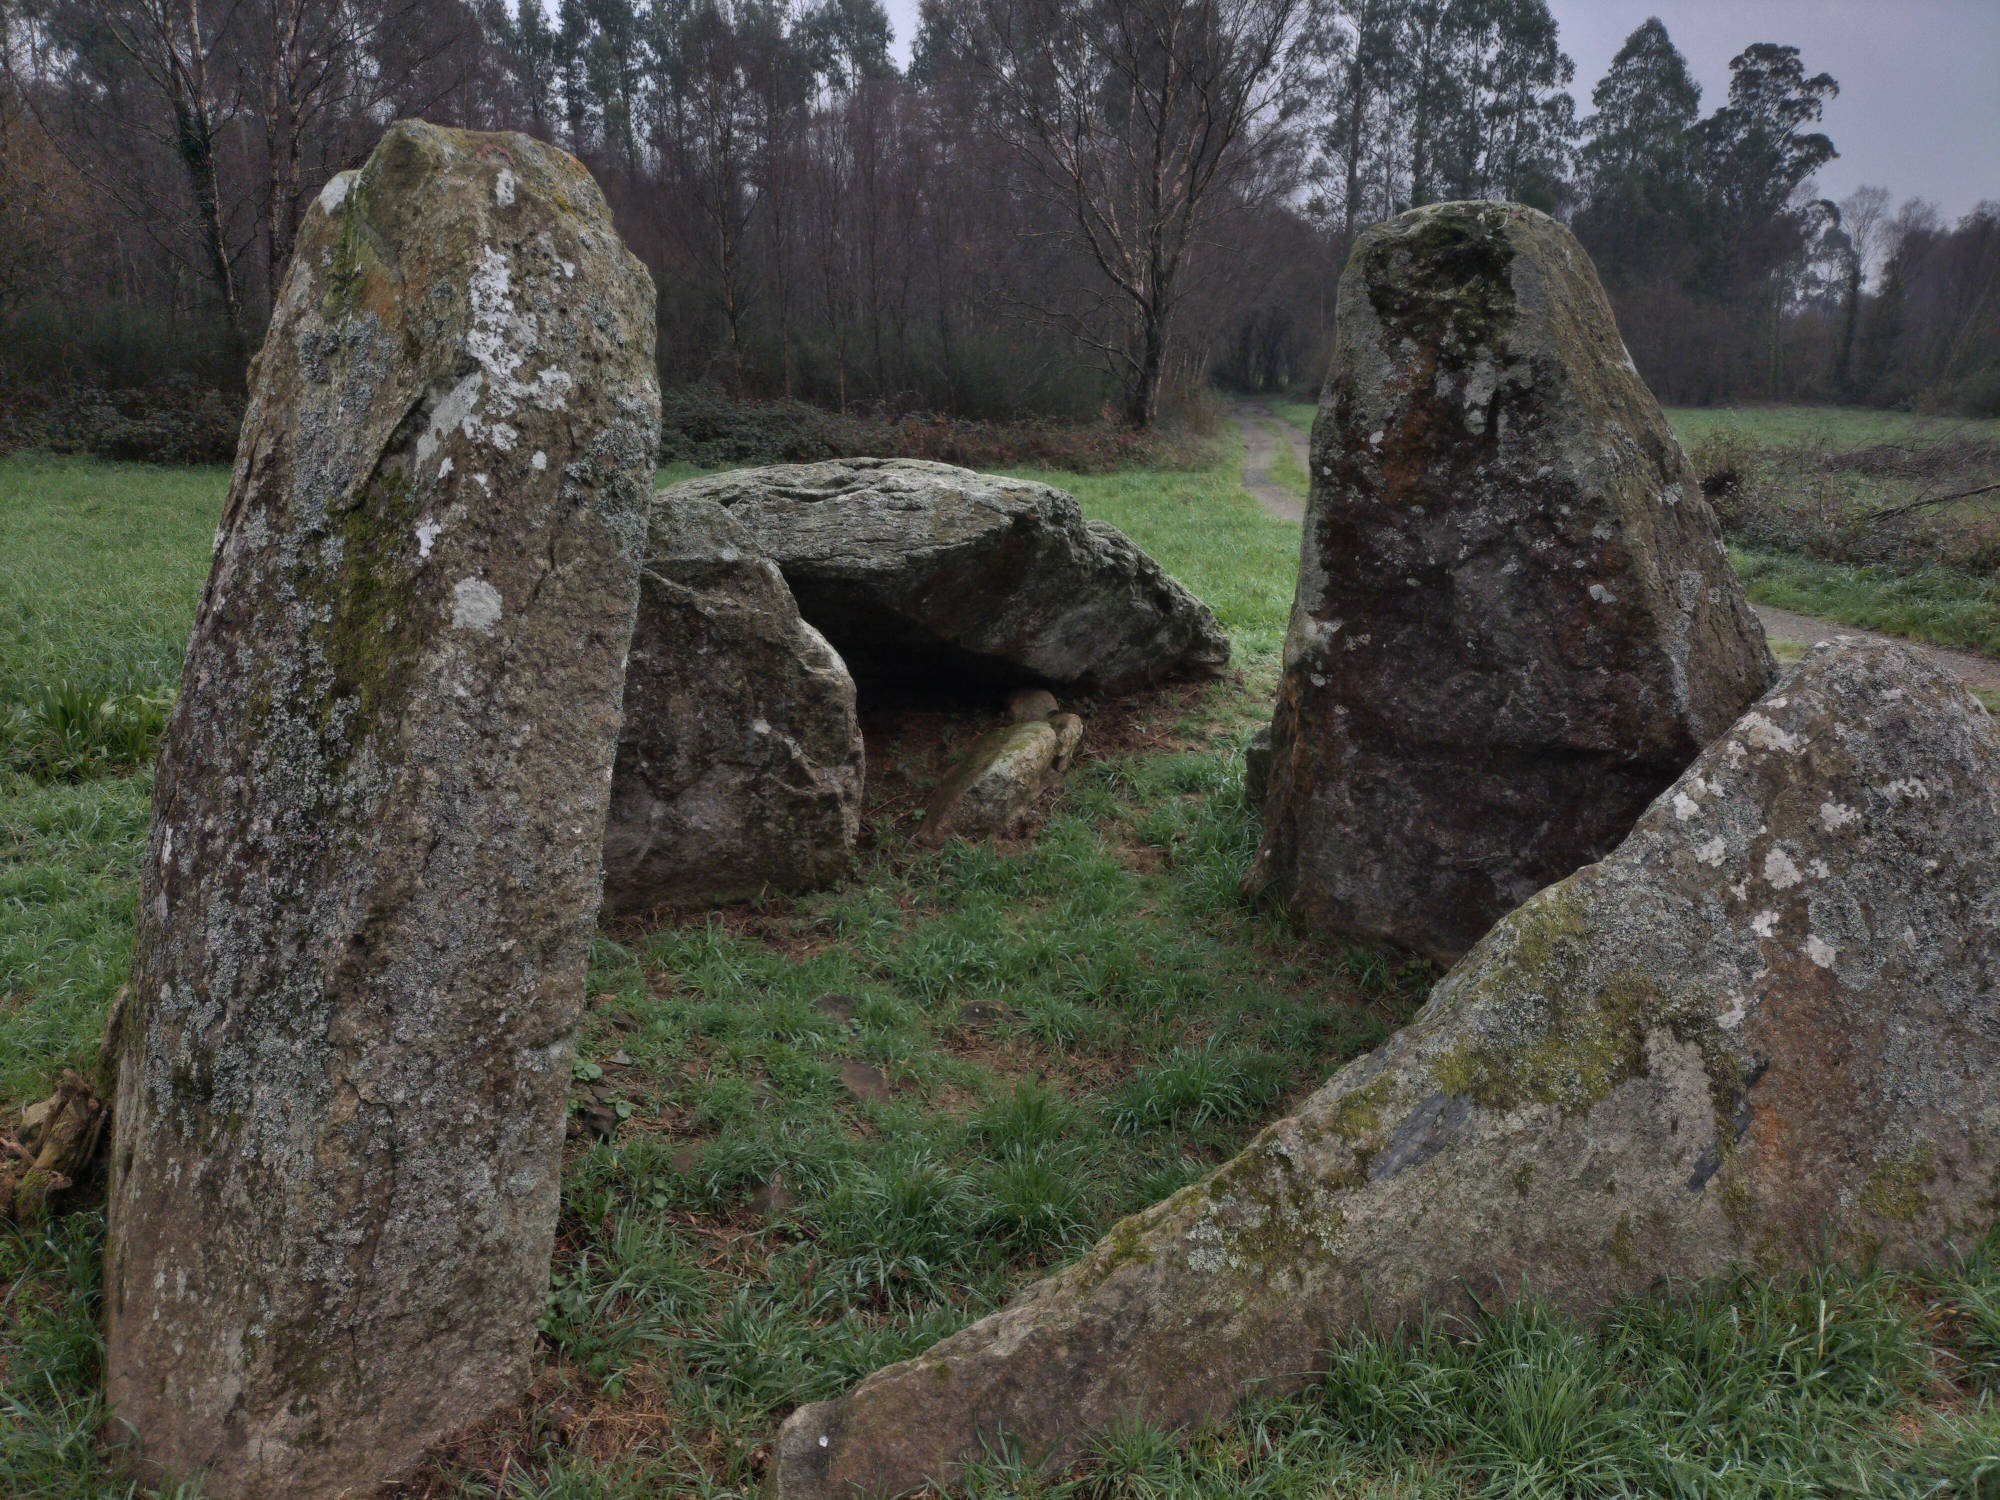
1252,202 -> 1774,963
659,458 -> 1230,693
1242,724 -> 1273,807
774,639 -> 2000,1500
919,713 -> 1081,845
603,498 -> 862,910
102,122 -> 658,1498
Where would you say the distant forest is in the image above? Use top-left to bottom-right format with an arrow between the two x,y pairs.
1,0 -> 1995,442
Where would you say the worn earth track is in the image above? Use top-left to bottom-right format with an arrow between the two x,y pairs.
1230,397 -> 2000,695
1229,398 -> 1305,523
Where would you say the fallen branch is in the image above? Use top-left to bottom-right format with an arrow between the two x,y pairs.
1864,478 -> 2000,525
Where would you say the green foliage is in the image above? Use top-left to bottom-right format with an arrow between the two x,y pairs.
0,455 -> 223,787
1106,1041 -> 1289,1137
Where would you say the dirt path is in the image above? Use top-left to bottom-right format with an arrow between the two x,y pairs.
1229,399 -> 1303,523
1752,604 -> 2000,692
1230,399 -> 1998,694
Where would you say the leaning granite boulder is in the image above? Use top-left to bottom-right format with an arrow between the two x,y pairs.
1251,202 -> 1774,963
604,498 -> 863,910
774,639 -> 2000,1499
103,122 -> 658,1499
658,458 -> 1229,692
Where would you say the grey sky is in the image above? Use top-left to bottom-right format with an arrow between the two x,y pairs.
878,0 -> 1999,222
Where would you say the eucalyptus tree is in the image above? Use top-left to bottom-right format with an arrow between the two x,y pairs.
1575,16 -> 1704,282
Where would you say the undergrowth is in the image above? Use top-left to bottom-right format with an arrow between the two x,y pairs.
661,387 -> 1217,474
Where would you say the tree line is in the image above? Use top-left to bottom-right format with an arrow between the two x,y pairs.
1,0 -> 1994,433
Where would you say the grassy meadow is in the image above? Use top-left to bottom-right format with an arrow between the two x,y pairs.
6,442 -> 2000,1497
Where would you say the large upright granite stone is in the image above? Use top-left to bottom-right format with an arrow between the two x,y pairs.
774,640 -> 2000,1499
1251,202 -> 1774,963
658,458 -> 1230,693
603,498 -> 862,910
102,122 -> 658,1498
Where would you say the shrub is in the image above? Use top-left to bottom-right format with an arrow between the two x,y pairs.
1690,422 -> 2000,578
658,386 -> 1214,474
0,379 -> 243,464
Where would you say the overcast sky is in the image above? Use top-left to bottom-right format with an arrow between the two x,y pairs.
877,0 -> 2000,222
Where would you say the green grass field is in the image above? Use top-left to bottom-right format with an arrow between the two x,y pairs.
1665,404 -> 2000,449
6,447 -> 2000,1497
1271,397 -> 2000,453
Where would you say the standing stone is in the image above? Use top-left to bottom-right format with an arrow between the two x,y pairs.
1251,202 -> 1773,963
773,640 -> 2000,1498
603,497 -> 863,911
102,122 -> 658,1498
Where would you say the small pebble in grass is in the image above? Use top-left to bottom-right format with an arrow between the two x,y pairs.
568,1103 -> 620,1143
813,992 -> 860,1023
840,1060 -> 892,1105
956,1000 -> 1015,1028
750,1173 -> 794,1220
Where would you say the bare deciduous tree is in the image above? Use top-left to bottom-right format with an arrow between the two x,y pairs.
959,0 -> 1324,427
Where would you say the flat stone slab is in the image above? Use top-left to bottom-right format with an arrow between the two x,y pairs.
773,638 -> 2000,1498
658,458 -> 1230,693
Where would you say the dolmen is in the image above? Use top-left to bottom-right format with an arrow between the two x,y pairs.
603,460 -> 1228,905
1249,202 -> 1774,963
774,637 -> 2000,1498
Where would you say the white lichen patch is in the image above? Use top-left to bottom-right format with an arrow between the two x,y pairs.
494,168 -> 517,207
1805,935 -> 1837,969
1751,910 -> 1778,938
417,372 -> 484,468
1882,778 -> 1930,803
1820,801 -> 1861,832
461,246 -> 575,453
415,519 -> 441,560
451,577 -> 503,633
317,172 -> 354,215
1588,583 -> 1617,604
1741,713 -> 1803,754
1764,848 -> 1804,890
1695,836 -> 1726,866
1673,792 -> 1701,821
531,450 -> 548,471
